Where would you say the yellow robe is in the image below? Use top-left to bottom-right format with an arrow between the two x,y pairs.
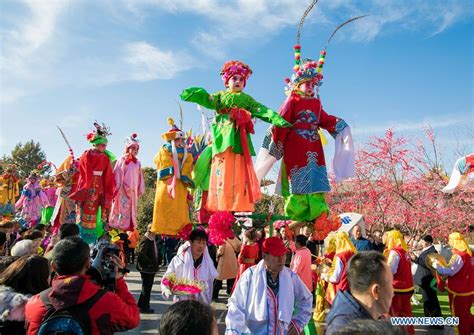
0,174 -> 19,216
151,144 -> 194,235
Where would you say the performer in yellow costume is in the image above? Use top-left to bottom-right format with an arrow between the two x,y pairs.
151,118 -> 194,235
0,165 -> 20,218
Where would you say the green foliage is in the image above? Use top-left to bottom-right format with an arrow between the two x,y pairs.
253,193 -> 285,226
7,140 -> 49,178
142,167 -> 157,189
137,187 -> 155,236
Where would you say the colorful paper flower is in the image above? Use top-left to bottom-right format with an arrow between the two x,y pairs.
208,211 -> 235,246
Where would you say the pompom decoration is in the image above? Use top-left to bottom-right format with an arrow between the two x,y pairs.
161,272 -> 207,296
167,117 -> 175,126
86,133 -> 95,141
313,212 -> 341,240
207,211 -> 235,246
132,133 -> 137,139
177,223 -> 193,241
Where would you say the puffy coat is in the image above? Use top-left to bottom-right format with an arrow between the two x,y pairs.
25,274 -> 139,335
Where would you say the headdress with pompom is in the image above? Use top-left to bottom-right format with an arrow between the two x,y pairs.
161,118 -> 185,142
125,133 -> 140,150
86,121 -> 111,145
285,0 -> 367,94
220,60 -> 253,87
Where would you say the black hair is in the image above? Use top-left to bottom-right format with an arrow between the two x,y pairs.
0,231 -> 6,246
347,251 -> 387,293
23,229 -> 44,241
0,255 -> 50,295
422,235 -> 433,244
52,236 -> 90,275
58,223 -> 80,240
333,319 -> 406,335
189,229 -> 208,242
295,234 -> 308,247
34,224 -> 47,232
159,300 -> 215,335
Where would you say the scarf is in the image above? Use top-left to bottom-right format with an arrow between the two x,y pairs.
247,260 -> 294,324
177,241 -> 218,283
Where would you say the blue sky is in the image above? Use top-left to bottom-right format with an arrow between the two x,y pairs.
0,0 -> 472,173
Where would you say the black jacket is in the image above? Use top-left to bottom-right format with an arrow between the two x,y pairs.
136,236 -> 159,273
413,245 -> 437,287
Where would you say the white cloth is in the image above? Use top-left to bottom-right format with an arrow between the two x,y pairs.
442,158 -> 463,193
388,250 -> 401,275
328,256 -> 344,283
255,147 -> 277,183
333,126 -> 355,182
161,241 -> 218,304
225,260 -> 312,335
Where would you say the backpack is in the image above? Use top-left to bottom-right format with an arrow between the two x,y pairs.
37,287 -> 106,335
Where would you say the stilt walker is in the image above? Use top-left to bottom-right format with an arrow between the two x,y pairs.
70,122 -> 115,244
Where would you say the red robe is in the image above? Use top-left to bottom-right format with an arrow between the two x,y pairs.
70,149 -> 115,230
266,92 -> 348,195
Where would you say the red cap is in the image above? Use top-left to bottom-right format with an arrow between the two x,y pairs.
262,237 -> 287,257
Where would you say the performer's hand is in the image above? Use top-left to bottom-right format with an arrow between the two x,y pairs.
287,323 -> 300,335
431,260 -> 439,270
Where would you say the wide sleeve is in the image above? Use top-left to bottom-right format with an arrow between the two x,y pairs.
137,163 -> 145,197
180,152 -> 195,188
246,94 -> 291,128
155,147 -> 173,180
15,191 -> 26,209
112,160 -> 124,198
255,98 -> 293,182
192,146 -> 212,190
225,268 -> 252,334
290,272 -> 313,332
180,87 -> 217,110
318,107 -> 349,140
103,158 -> 115,209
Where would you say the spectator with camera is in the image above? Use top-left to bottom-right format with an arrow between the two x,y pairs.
24,236 -> 139,334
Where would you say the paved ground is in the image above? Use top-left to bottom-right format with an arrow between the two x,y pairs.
119,264 -> 228,334
121,265 -> 455,335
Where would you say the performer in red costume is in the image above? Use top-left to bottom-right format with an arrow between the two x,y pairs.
433,232 -> 474,335
384,230 -> 415,335
70,122 -> 115,244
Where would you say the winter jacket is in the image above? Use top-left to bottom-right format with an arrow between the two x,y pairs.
0,285 -> 30,335
136,236 -> 159,274
24,274 -> 139,335
325,290 -> 373,335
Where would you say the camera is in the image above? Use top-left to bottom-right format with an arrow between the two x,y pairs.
88,240 -> 127,291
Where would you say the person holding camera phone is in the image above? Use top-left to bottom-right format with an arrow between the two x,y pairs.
24,236 -> 139,334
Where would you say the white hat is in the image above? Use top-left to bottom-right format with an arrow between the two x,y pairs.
337,212 -> 366,238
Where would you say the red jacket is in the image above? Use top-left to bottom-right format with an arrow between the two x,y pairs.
25,275 -> 139,335
391,247 -> 414,293
447,250 -> 474,295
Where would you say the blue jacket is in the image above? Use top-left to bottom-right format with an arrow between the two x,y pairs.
351,237 -> 374,252
325,290 -> 374,334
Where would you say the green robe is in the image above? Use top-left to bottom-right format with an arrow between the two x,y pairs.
180,88 -> 291,156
